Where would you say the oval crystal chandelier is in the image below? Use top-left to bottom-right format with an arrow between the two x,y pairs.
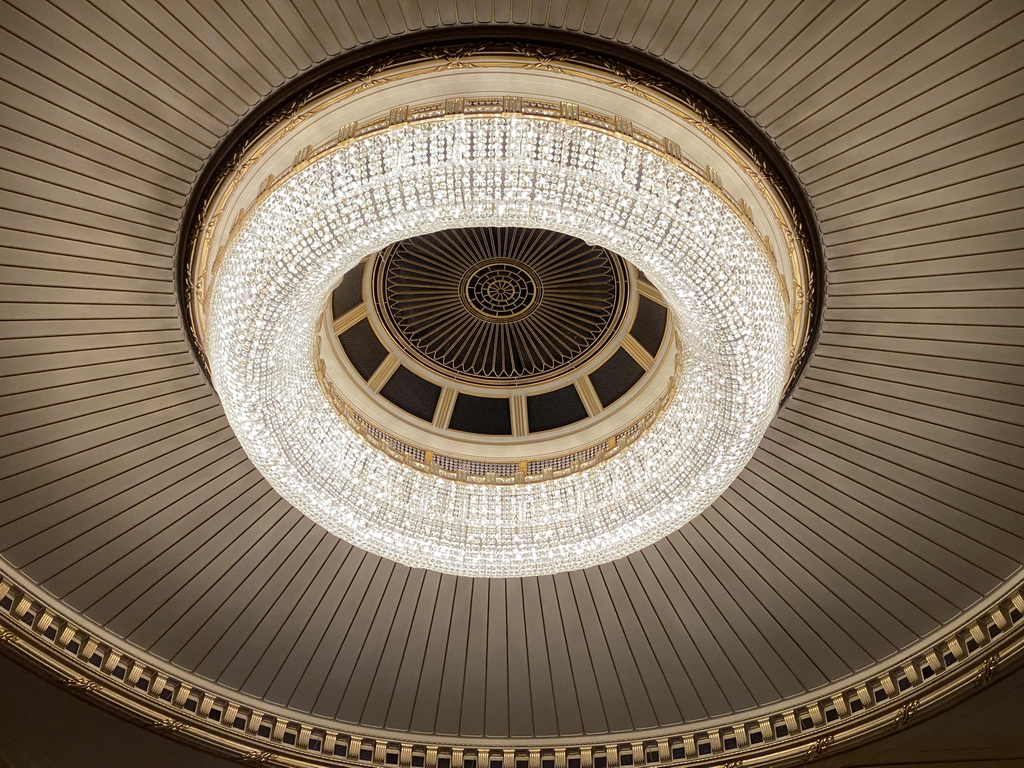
203,111 -> 791,577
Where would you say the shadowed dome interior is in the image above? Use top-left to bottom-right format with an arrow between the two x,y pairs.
375,227 -> 629,385
319,217 -> 679,490
328,225 -> 672,452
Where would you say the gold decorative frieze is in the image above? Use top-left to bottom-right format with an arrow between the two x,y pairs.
313,334 -> 680,487
4,566 -> 1021,768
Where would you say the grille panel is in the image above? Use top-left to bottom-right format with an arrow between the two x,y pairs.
374,227 -> 629,386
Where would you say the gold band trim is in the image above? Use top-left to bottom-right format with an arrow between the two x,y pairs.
314,335 -> 680,486
3,568 -> 1021,766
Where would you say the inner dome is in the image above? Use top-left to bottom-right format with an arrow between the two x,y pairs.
374,227 -> 630,385
320,225 -> 678,483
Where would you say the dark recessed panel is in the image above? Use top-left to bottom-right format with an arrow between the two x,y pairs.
589,348 -> 645,408
448,393 -> 512,435
380,366 -> 442,422
630,295 -> 668,357
338,318 -> 389,381
374,227 -> 628,385
527,385 -> 588,433
332,260 -> 366,318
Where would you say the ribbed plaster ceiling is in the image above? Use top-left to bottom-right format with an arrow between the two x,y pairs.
1,0 -> 1022,742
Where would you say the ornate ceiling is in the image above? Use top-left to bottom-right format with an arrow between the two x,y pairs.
1,1 -> 1022,765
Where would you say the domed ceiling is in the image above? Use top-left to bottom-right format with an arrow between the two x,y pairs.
1,2 -> 1022,766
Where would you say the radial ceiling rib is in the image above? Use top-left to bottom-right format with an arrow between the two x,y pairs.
1,0 -> 1023,747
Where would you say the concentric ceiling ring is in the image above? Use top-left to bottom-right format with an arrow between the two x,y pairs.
205,113 -> 791,578
182,50 -> 819,578
464,260 -> 538,319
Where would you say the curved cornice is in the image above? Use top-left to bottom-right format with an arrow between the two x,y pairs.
3,569 -> 1022,765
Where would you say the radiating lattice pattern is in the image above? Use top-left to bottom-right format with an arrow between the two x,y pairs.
376,227 -> 628,384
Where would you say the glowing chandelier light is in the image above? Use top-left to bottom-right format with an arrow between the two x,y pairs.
206,114 -> 790,578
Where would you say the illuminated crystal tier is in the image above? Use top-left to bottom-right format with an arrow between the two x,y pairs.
204,112 -> 790,577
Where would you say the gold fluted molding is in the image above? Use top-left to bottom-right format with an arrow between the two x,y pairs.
2,567 -> 1022,767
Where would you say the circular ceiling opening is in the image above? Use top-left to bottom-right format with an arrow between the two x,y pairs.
318,225 -> 676,485
464,259 -> 539,320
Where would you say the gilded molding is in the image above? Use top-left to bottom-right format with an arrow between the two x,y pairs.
150,719 -> 191,734
2,567 -> 1022,767
890,701 -> 918,732
313,334 -> 681,486
64,675 -> 102,693
240,752 -> 275,765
